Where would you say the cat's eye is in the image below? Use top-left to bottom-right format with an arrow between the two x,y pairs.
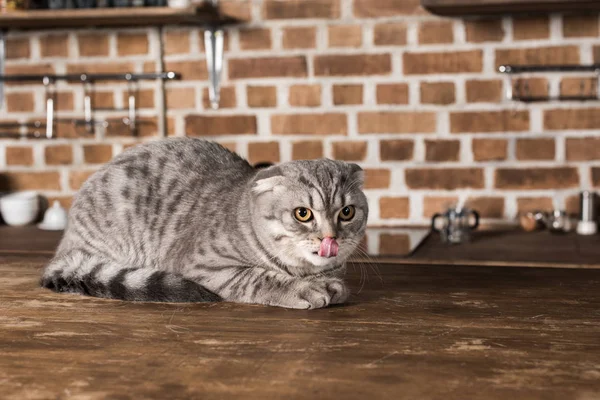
339,205 -> 356,221
294,207 -> 313,222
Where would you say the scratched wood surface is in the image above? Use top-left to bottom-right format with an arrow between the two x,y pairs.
1,255 -> 600,400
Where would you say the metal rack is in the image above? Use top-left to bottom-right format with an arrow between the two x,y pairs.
498,64 -> 600,103
0,72 -> 179,139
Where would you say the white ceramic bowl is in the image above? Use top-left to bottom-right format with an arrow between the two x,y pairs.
0,191 -> 40,226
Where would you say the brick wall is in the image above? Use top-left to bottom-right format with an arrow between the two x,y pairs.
1,0 -> 600,226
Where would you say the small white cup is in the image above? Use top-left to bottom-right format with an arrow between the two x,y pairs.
0,191 -> 40,226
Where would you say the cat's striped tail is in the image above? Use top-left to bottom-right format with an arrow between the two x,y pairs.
40,249 -> 220,303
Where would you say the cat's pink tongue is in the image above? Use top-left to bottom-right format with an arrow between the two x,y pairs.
318,237 -> 339,258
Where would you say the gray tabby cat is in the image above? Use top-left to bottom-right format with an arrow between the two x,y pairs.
41,138 -> 368,309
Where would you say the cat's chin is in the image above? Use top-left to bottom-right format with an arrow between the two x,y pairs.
302,250 -> 342,269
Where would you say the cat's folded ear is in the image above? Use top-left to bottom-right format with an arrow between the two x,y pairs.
348,163 -> 364,189
252,166 -> 286,195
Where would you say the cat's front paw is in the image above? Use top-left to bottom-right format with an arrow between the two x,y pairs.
286,278 -> 349,310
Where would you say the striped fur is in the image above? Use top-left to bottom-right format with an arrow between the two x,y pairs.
41,139 -> 368,309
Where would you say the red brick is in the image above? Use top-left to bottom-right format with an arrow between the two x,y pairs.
420,82 -> 455,105
164,30 -> 190,55
404,50 -> 483,75
374,22 -> 407,46
379,197 -> 410,219
560,76 -> 597,97
380,140 -> 414,161
332,141 -> 367,161
517,197 -> 554,213
247,86 -> 277,108
185,115 -> 257,136
6,37 -> 30,59
425,140 -> 460,162
282,27 -> 316,49
202,86 -> 236,109
495,46 -> 579,68
515,138 -> 555,161
122,89 -> 154,109
229,56 -> 307,79
69,170 -> 96,190
591,167 -> 600,188
513,77 -> 549,98
292,141 -> 323,160
219,1 -> 252,20
4,63 -> 54,78
472,139 -> 508,161
464,20 -> 505,43
48,91 -> 74,111
5,147 -> 33,166
248,142 -> 280,164
450,111 -> 529,133
544,108 -> 600,130
513,17 -> 550,40
78,33 -> 110,57
354,0 -> 423,17
0,172 -> 60,191
333,84 -> 363,105
376,83 -> 409,105
263,0 -> 340,19
166,87 -> 196,109
66,62 -> 135,75
566,137 -> 600,161
495,167 -> 579,189
92,92 -> 114,109
358,112 -> 436,134
239,28 -> 272,50
289,84 -> 321,107
466,80 -> 503,103
423,196 -> 459,218
406,168 -> 484,190
364,169 -> 391,189
563,15 -> 599,37
117,33 -> 149,56
467,197 -> 505,219
6,92 -> 34,112
164,60 -> 208,81
40,34 -> 69,58
418,20 -> 454,44
271,113 -> 347,135
83,144 -> 113,164
45,145 -> 73,165
328,25 -> 362,47
314,54 -> 391,76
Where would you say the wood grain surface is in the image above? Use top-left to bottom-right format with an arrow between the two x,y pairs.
1,255 -> 599,399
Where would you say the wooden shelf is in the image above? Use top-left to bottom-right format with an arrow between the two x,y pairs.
0,4 -> 244,30
422,0 -> 600,16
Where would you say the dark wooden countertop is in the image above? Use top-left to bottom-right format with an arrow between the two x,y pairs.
2,254 -> 600,399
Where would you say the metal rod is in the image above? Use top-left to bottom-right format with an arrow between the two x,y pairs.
499,64 -> 600,74
204,28 -> 223,110
127,81 -> 137,135
0,71 -> 180,83
509,95 -> 599,102
84,91 -> 93,134
43,76 -> 54,139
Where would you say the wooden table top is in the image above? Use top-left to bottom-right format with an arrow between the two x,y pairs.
2,255 -> 600,399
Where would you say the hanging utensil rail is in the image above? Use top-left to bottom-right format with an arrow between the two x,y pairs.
498,64 -> 600,102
